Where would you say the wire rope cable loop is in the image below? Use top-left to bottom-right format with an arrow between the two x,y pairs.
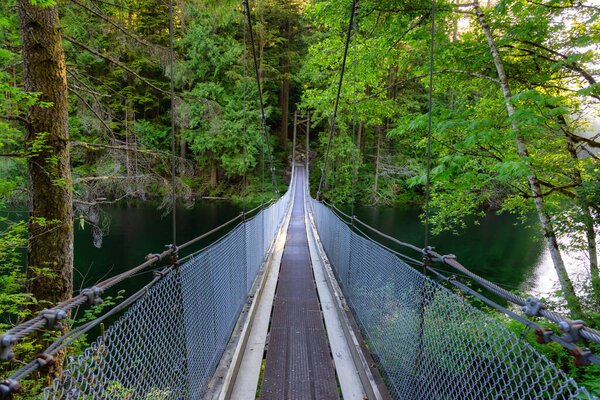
316,0 -> 358,200
242,0 -> 279,198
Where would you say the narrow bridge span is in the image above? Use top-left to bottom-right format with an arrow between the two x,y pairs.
1,164 -> 597,400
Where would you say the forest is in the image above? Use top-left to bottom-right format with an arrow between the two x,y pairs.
0,0 -> 599,396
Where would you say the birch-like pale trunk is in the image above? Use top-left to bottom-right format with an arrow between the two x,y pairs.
473,0 -> 582,315
564,132 -> 600,298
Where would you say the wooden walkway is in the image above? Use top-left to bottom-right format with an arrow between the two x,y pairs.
259,167 -> 339,400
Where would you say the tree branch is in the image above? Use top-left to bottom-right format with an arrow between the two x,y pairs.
68,87 -> 114,138
525,0 -> 600,12
509,40 -> 598,87
73,193 -> 130,206
70,141 -> 190,163
62,34 -> 169,95
67,0 -> 154,48
536,179 -> 578,198
0,114 -> 29,125
73,175 -> 147,184
353,69 -> 499,104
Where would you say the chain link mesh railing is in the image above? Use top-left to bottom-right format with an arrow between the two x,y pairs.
40,181 -> 293,399
309,198 -> 596,400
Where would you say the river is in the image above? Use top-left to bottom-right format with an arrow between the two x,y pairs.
70,200 -> 590,302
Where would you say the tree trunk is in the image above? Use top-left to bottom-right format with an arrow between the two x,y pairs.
584,208 -> 600,297
292,110 -> 297,163
279,75 -> 289,149
180,135 -> 186,160
17,0 -> 73,378
563,124 -> 600,299
356,121 -> 363,161
210,166 -> 218,188
18,0 -> 72,306
278,20 -> 291,150
474,0 -> 582,316
125,96 -> 137,177
373,126 -> 381,202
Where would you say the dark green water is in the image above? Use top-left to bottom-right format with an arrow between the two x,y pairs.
71,201 -> 569,302
351,206 -> 545,295
350,205 -> 592,298
0,196 -> 570,305
73,200 -> 243,297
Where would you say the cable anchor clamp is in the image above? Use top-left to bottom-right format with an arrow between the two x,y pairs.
422,246 -> 434,267
0,334 -> 18,362
570,346 -> 591,367
534,327 -> 553,344
440,254 -> 456,264
152,269 -> 166,279
145,253 -> 161,262
82,286 -> 104,306
558,319 -> 587,343
166,244 -> 179,267
39,309 -> 68,329
0,379 -> 21,398
36,353 -> 56,369
521,296 -> 545,317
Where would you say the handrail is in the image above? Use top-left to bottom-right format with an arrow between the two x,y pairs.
0,198 -> 275,363
312,196 -> 600,363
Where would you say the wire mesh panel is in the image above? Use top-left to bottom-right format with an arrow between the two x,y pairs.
41,188 -> 293,400
43,269 -> 189,399
309,199 -> 596,400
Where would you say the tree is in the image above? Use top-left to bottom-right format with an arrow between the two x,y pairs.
301,0 -> 600,316
472,0 -> 581,314
16,0 -> 73,377
17,0 -> 73,309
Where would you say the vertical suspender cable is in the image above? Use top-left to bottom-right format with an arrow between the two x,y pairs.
316,0 -> 358,200
424,0 -> 435,252
416,4 -> 436,390
242,0 -> 280,198
168,0 -> 177,247
350,2 -> 358,217
242,7 -> 248,214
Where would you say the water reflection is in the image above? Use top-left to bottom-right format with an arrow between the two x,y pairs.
30,200 -> 597,301
349,205 -> 591,299
73,200 -> 243,295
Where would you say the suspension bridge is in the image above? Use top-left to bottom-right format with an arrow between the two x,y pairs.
1,158 -> 599,399
1,0 -> 600,398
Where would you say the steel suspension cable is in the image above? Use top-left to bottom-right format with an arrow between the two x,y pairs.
242,0 -> 279,198
316,0 -> 358,200
0,196 -> 273,358
419,8 -> 436,379
350,3 -> 358,217
424,0 -> 435,251
319,196 -> 600,347
242,6 -> 248,213
168,0 -> 177,247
